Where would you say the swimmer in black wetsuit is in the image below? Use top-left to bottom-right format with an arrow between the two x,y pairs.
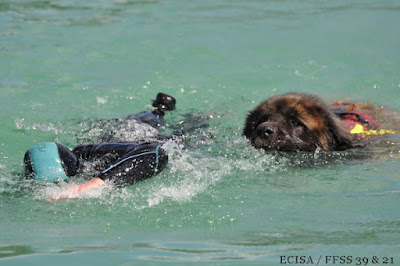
24,93 -> 176,201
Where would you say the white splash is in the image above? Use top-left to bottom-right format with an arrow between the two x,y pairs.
15,118 -> 65,135
145,141 -> 232,207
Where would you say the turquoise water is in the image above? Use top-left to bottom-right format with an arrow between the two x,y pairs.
1,0 -> 400,265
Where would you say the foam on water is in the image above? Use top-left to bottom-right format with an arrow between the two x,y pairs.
145,141 -> 232,207
77,117 -> 160,144
15,117 -> 70,135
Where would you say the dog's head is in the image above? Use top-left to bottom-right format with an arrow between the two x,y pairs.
243,93 -> 354,152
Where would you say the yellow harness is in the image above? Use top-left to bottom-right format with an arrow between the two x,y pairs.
350,123 -> 396,135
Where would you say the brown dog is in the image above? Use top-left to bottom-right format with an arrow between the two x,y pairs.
243,93 -> 354,152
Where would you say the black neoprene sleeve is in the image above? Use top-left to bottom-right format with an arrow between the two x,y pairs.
72,143 -> 168,187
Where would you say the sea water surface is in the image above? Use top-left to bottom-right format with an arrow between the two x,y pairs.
1,0 -> 400,265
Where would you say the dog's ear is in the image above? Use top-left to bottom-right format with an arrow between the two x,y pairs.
324,116 -> 354,151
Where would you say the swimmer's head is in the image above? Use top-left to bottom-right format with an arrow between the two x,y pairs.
24,142 -> 78,182
153,93 -> 176,111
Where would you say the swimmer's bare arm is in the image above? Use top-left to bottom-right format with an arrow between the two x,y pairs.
46,177 -> 105,201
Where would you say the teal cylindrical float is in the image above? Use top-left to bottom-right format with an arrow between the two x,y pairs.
24,142 -> 69,182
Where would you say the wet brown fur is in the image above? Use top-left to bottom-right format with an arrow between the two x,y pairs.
243,93 -> 354,152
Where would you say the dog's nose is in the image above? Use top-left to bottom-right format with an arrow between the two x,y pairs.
256,124 -> 275,138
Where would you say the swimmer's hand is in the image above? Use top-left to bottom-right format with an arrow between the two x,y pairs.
46,177 -> 105,202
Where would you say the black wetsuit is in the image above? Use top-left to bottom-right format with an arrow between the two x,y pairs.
61,142 -> 168,187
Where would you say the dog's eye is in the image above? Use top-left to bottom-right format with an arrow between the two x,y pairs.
291,119 -> 305,128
